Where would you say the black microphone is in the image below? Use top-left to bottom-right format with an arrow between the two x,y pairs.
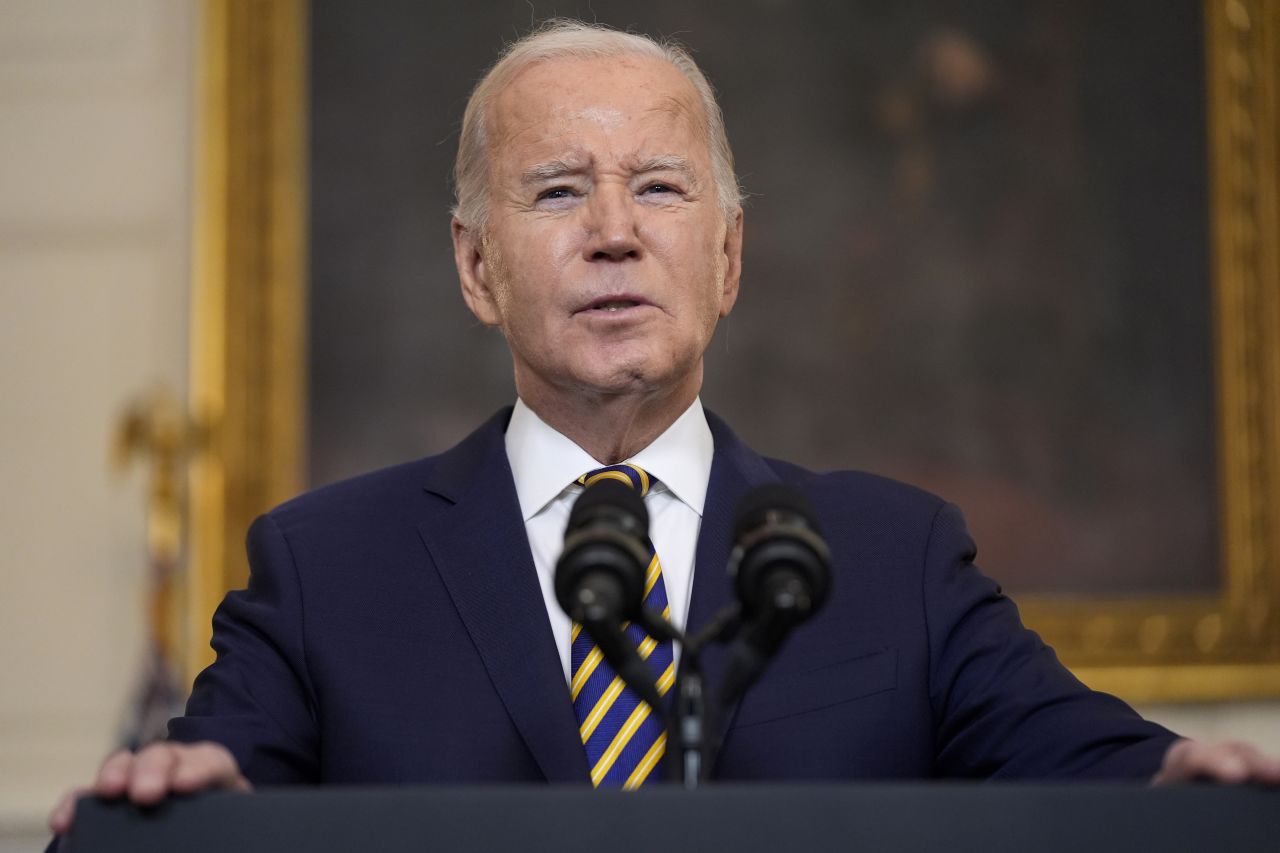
720,484 -> 832,705
555,478 -> 667,714
556,478 -> 649,624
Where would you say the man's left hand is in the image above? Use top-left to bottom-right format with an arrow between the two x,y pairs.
1153,738 -> 1280,785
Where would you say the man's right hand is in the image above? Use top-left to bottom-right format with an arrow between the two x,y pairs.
48,741 -> 251,836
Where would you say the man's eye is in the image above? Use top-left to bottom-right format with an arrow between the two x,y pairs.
641,183 -> 676,195
537,187 -> 575,202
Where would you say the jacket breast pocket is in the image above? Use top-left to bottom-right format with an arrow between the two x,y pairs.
730,646 -> 898,729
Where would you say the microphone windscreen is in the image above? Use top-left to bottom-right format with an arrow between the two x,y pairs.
732,483 -> 820,540
567,476 -> 649,536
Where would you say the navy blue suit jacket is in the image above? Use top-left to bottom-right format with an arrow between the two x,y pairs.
170,408 -> 1177,783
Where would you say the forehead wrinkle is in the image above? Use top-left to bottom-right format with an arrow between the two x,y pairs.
648,92 -> 706,131
487,58 -> 712,192
487,81 -> 577,174
640,94 -> 712,174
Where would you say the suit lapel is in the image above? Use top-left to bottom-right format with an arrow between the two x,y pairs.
414,410 -> 589,784
684,413 -> 780,769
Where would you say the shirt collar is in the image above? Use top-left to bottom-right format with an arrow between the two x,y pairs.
504,397 -> 714,522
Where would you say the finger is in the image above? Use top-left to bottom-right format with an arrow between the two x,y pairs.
128,743 -> 180,805
1226,742 -> 1280,785
1188,740 -> 1251,782
93,749 -> 136,797
1258,751 -> 1280,783
1155,739 -> 1233,784
48,786 -> 89,836
1258,757 -> 1280,785
1208,741 -> 1280,782
171,743 -> 250,794
1159,740 -> 1266,785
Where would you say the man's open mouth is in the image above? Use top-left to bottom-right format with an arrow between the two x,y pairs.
579,296 -> 648,313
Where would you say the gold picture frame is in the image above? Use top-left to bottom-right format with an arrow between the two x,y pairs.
185,0 -> 1280,701
185,0 -> 307,678
1020,0 -> 1280,701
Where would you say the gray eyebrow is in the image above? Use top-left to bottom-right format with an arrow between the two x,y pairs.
630,155 -> 694,177
520,159 -> 588,187
519,155 -> 696,188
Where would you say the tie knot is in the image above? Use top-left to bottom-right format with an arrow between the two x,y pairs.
577,463 -> 653,497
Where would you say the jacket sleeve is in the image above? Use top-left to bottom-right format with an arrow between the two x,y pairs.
923,502 -> 1180,779
167,513 -> 320,784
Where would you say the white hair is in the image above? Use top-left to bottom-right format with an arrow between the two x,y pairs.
452,19 -> 743,230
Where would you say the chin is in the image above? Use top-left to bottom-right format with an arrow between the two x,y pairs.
574,373 -> 659,397
570,360 -> 668,396
586,360 -> 702,400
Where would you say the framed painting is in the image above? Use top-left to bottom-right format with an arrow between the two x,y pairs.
183,0 -> 1280,701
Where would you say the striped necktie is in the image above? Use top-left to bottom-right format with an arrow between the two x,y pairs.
570,463 -> 676,788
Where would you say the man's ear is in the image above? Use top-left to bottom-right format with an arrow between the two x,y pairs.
718,207 -> 744,317
452,217 -> 502,326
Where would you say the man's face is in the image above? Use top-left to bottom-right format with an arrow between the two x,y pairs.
454,55 -> 742,407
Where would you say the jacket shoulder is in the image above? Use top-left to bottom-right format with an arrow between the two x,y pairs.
261,407 -> 511,538
705,409 -> 947,529
762,456 -> 950,532
263,456 -> 441,538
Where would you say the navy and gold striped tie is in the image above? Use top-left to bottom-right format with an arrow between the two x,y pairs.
570,463 -> 675,788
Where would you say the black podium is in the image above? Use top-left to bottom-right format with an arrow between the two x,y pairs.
67,784 -> 1279,853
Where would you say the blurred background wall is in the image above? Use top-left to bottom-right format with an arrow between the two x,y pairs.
311,0 -> 1218,601
0,1 -> 1276,849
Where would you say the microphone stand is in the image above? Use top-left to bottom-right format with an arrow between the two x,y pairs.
608,590 -> 812,789
676,606 -> 742,788
634,605 -> 741,789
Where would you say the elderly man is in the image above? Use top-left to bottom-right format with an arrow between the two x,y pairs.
50,19 -> 1280,836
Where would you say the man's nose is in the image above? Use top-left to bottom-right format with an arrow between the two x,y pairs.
582,186 -> 642,261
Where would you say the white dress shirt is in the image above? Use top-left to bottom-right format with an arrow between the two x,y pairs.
504,397 -> 714,683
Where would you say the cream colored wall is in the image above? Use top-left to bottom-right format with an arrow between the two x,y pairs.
0,0 -> 195,841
